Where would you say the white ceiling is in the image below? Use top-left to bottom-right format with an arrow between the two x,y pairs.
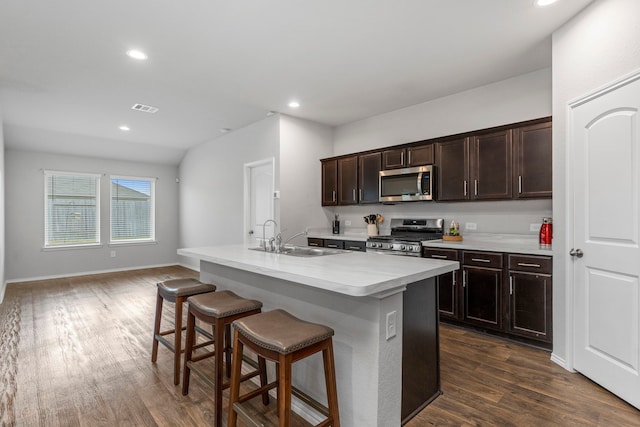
0,0 -> 592,165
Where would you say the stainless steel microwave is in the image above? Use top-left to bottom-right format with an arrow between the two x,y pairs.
379,165 -> 435,202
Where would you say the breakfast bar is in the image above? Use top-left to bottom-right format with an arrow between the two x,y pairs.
178,244 -> 459,427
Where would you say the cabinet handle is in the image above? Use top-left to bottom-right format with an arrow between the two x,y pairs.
332,190 -> 336,202
327,244 -> 339,248
474,179 -> 478,196
430,254 -> 448,259
359,188 -> 362,201
401,151 -> 405,165
471,258 -> 491,263
408,150 -> 411,165
463,270 -> 467,287
348,246 -> 361,250
517,262 -> 541,268
464,180 -> 468,196
518,175 -> 523,194
308,242 -> 320,247
510,276 -> 513,295
452,271 -> 456,286
353,189 -> 357,201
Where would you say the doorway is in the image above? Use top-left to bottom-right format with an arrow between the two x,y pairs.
568,71 -> 640,409
244,158 -> 275,245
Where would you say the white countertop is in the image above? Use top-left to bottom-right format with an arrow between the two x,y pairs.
178,244 -> 459,297
421,233 -> 553,256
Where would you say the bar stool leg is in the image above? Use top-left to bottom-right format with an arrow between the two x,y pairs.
173,296 -> 185,385
181,310 -> 197,395
278,353 -> 293,427
323,343 -> 340,427
151,292 -> 163,363
227,329 -> 244,427
214,318 -> 225,427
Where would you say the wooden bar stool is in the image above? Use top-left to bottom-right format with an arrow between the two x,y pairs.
228,309 -> 340,427
151,278 -> 217,385
182,290 -> 269,427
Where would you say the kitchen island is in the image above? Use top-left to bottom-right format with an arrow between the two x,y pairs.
178,244 -> 459,427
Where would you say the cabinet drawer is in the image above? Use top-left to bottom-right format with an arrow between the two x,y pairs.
344,240 -> 366,252
307,238 -> 324,247
463,251 -> 503,268
508,254 -> 552,274
324,239 -> 345,249
423,248 -> 459,261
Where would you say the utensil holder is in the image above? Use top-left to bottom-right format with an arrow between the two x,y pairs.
367,224 -> 378,237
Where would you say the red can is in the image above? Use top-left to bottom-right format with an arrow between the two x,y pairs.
539,217 -> 552,246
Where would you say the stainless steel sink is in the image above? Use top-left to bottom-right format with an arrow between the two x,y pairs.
249,245 -> 349,257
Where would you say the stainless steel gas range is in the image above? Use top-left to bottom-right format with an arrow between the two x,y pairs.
366,218 -> 444,256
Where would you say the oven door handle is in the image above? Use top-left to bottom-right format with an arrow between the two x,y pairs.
416,172 -> 423,195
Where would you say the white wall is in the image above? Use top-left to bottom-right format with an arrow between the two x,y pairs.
0,116 -> 5,301
178,115 -> 280,270
329,69 -> 553,235
4,150 -> 180,281
279,115 -> 334,244
552,0 -> 640,365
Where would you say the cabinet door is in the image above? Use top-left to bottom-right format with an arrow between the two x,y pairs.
358,152 -> 381,204
508,272 -> 552,342
463,266 -> 503,330
407,144 -> 434,167
344,240 -> 366,251
435,138 -> 469,201
382,148 -> 406,169
337,156 -> 358,205
321,159 -> 337,206
424,248 -> 461,319
470,130 -> 513,200
307,238 -> 324,247
514,121 -> 552,199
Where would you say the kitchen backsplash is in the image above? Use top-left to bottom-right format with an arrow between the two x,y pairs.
319,199 -> 552,236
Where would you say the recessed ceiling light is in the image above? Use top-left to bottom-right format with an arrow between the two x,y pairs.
126,49 -> 148,60
131,103 -> 159,114
535,0 -> 558,6
288,101 -> 300,108
119,125 -> 130,131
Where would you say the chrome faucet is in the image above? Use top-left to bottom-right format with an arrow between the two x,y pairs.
262,219 -> 278,252
275,230 -> 308,253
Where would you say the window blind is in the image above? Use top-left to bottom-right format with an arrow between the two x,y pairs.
44,172 -> 100,247
111,177 -> 155,243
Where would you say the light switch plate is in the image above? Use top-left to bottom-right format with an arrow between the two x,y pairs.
386,311 -> 397,340
465,222 -> 477,230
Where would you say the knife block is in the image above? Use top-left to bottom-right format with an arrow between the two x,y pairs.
367,224 -> 378,237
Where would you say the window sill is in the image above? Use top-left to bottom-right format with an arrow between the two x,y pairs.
109,240 -> 157,247
42,244 -> 103,252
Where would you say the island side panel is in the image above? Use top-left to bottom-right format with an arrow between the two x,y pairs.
200,260 -> 404,427
401,277 -> 440,423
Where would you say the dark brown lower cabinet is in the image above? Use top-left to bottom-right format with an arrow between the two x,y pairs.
463,265 -> 503,331
423,248 -> 461,320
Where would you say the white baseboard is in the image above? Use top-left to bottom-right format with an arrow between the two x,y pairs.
550,352 -> 575,372
4,263 -> 193,285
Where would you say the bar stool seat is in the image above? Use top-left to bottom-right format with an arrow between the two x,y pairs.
151,278 -> 217,385
228,309 -> 340,427
182,290 -> 269,427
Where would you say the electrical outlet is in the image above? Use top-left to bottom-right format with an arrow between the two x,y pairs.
345,220 -> 352,226
530,223 -> 541,232
386,311 -> 397,340
465,222 -> 477,230
110,250 -> 116,258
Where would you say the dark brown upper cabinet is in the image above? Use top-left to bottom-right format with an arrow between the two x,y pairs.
321,159 -> 338,206
435,138 -> 470,201
358,152 -> 381,204
513,121 -> 552,199
382,144 -> 434,169
470,129 -> 513,200
337,156 -> 358,205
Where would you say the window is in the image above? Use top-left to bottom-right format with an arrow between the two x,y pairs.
44,171 -> 100,247
110,176 -> 155,243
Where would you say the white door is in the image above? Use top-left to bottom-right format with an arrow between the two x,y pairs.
570,73 -> 640,409
245,159 -> 275,245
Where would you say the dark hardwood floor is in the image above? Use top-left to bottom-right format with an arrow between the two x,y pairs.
1,266 -> 638,426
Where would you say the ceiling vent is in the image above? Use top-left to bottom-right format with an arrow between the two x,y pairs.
131,103 -> 159,114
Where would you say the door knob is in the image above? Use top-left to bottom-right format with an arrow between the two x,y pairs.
249,230 -> 254,235
569,248 -> 584,258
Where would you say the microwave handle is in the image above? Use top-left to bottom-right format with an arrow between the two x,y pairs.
416,172 -> 423,195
